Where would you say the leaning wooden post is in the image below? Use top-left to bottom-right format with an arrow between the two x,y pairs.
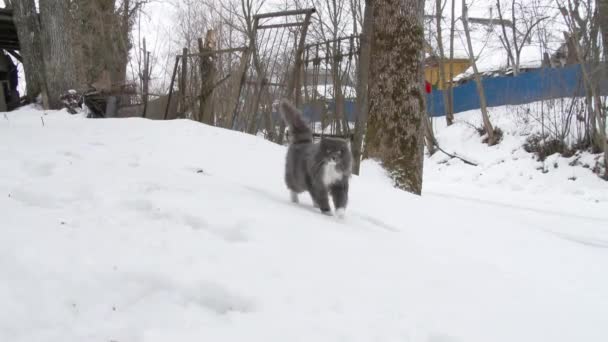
142,39 -> 150,118
179,47 -> 188,116
228,47 -> 251,129
199,30 -> 217,125
164,56 -> 180,120
278,9 -> 315,144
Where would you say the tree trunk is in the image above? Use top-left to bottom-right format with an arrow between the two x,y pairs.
435,0 -> 453,126
600,0 -> 608,61
71,0 -> 131,87
423,115 -> 437,155
332,53 -> 345,135
446,0 -> 456,121
179,48 -> 188,115
39,0 -> 79,109
462,0 -> 496,144
496,0 -> 516,73
352,0 -> 373,175
597,0 -> 608,177
364,0 -> 425,194
200,30 -> 217,125
12,0 -> 49,106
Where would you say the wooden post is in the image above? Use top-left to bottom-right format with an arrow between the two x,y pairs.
199,30 -> 217,125
247,18 -> 268,135
179,48 -> 188,116
0,81 -> 7,112
277,9 -> 314,144
164,56 -> 180,120
229,47 -> 251,129
142,38 -> 150,118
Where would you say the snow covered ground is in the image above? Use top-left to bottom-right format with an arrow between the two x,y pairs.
426,101 -> 608,204
1,107 -> 608,342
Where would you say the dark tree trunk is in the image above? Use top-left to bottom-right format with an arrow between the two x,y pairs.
200,30 -> 217,125
12,0 -> 49,106
72,0 -> 130,87
435,0 -> 453,126
352,0 -> 372,175
364,0 -> 425,194
39,0 -> 79,109
462,0 -> 496,144
597,0 -> 608,177
600,0 -> 608,61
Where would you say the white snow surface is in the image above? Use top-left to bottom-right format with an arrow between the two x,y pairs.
2,106 -> 608,342
426,101 -> 608,204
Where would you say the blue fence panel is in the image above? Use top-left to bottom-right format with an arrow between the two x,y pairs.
426,64 -> 608,117
278,64 -> 607,122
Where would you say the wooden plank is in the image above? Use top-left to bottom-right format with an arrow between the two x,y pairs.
258,22 -> 304,30
254,8 -> 315,20
181,47 -> 246,58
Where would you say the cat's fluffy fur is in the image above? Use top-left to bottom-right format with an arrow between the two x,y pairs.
280,99 -> 352,217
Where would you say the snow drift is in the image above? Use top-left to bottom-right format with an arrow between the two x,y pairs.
1,107 -> 607,342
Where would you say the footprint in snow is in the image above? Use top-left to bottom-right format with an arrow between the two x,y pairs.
21,160 -> 56,177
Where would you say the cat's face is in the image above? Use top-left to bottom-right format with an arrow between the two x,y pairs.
319,138 -> 352,172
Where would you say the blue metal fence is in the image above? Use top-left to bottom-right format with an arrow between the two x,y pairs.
426,64 -> 608,117
292,64 -> 607,122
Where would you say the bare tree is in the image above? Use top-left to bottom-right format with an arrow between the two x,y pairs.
599,0 -> 608,61
12,0 -> 49,106
70,0 -> 145,87
434,0 -> 454,125
558,0 -> 607,178
352,0 -> 372,175
39,0 -> 79,109
462,0 -> 498,145
446,0 -> 456,118
365,0 -> 425,194
495,0 -> 548,76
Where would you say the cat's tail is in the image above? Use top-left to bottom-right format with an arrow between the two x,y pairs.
280,99 -> 312,144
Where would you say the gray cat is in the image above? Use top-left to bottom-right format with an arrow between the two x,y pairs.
280,99 -> 352,217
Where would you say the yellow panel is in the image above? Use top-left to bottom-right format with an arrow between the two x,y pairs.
424,60 -> 471,90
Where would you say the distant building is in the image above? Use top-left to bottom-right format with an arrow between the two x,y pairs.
424,56 -> 471,90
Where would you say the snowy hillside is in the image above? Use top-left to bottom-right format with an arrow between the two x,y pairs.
1,107 -> 608,342
425,101 -> 608,203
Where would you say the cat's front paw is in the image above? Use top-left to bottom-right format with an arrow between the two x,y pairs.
321,209 -> 333,216
335,208 -> 345,219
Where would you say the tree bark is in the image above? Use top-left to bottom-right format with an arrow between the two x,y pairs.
71,0 -> 132,87
364,0 -> 425,194
12,0 -> 49,106
200,30 -> 217,125
39,0 -> 79,109
595,0 -> 608,177
179,47 -> 188,115
352,0 -> 373,175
